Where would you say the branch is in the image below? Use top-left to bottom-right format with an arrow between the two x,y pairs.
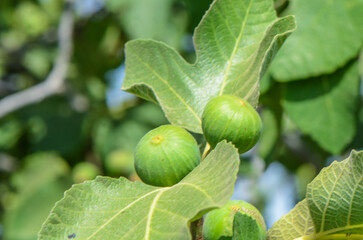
0,2 -> 74,119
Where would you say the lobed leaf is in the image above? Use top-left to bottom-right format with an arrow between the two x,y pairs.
38,141 -> 240,240
122,0 -> 296,133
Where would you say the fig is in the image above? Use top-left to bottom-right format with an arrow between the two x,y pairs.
72,162 -> 100,183
202,95 -> 262,154
203,200 -> 266,240
105,149 -> 135,177
134,125 -> 200,187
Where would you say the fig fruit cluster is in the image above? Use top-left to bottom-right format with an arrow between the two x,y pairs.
133,95 -> 261,187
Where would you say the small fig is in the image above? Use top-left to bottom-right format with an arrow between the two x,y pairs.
72,162 -> 100,183
105,149 -> 135,177
134,125 -> 200,187
202,95 -> 262,154
203,200 -> 266,240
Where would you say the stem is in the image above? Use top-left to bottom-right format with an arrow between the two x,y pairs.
201,143 -> 211,160
190,143 -> 210,239
191,218 -> 204,240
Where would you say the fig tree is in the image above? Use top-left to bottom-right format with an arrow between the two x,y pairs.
202,95 -> 262,154
203,200 -> 266,240
134,125 -> 200,187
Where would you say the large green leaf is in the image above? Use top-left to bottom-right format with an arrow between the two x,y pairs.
122,0 -> 296,133
267,150 -> 363,240
270,0 -> 361,82
282,62 -> 360,155
38,141 -> 240,240
2,153 -> 72,240
306,150 -> 363,237
267,200 -> 314,240
343,0 -> 363,40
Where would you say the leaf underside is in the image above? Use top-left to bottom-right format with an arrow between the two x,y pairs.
267,150 -> 363,240
270,0 -> 362,82
307,150 -> 363,236
122,0 -> 296,133
282,62 -> 360,155
38,141 -> 240,240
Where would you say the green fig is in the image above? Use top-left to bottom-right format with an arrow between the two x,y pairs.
203,200 -> 266,240
202,95 -> 262,154
134,125 -> 200,187
72,162 -> 100,183
105,149 -> 135,177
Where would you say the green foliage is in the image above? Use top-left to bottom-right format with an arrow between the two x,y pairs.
258,0 -> 363,157
122,0 -> 295,133
282,63 -> 360,155
267,150 -> 363,239
0,0 -> 361,239
2,153 -> 72,240
266,200 -> 314,239
38,142 -> 239,239
269,0 -> 362,81
105,0 -> 189,50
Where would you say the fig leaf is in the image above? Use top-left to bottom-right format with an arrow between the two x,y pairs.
122,0 -> 296,133
267,150 -> 363,240
38,141 -> 239,240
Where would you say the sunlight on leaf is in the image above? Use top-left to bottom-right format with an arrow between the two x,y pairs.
270,0 -> 361,82
122,0 -> 296,133
38,141 -> 239,240
267,150 -> 363,240
307,150 -> 363,237
267,200 -> 314,240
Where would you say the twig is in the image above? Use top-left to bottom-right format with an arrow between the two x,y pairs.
0,2 -> 74,119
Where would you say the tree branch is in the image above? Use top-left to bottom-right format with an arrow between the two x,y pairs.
0,2 -> 74,119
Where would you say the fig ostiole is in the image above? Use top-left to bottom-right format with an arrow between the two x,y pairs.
203,200 -> 266,240
202,95 -> 262,154
134,125 -> 200,187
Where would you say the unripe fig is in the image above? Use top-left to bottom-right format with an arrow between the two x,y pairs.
72,162 -> 100,183
134,125 -> 200,187
203,200 -> 266,240
202,95 -> 262,154
105,149 -> 135,177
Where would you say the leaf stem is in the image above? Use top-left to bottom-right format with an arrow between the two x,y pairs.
191,218 -> 204,240
201,143 -> 211,160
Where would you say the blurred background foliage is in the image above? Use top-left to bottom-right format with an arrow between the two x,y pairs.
0,0 -> 361,239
